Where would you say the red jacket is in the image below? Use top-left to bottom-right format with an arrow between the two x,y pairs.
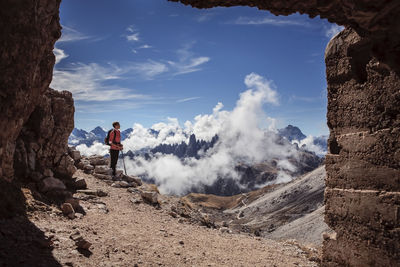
109,129 -> 122,150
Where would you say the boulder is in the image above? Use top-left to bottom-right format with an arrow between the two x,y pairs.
123,175 -> 142,186
56,155 -> 77,178
138,183 -> 159,193
40,177 -> 66,192
65,198 -> 80,211
69,150 -> 81,162
94,165 -> 112,175
61,203 -> 75,219
88,156 -> 108,166
111,181 -> 130,188
141,191 -> 159,205
77,159 -> 90,170
74,178 -> 87,189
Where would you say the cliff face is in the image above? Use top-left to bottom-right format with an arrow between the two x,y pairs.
0,0 -> 62,181
324,28 -> 400,266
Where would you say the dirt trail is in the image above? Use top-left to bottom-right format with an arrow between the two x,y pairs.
10,170 -> 319,266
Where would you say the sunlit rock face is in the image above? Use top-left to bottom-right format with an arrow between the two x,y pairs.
172,0 -> 400,266
0,0 -> 62,181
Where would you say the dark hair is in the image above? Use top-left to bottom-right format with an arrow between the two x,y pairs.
112,121 -> 120,127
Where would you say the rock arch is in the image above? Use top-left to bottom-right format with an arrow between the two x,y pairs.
0,0 -> 399,265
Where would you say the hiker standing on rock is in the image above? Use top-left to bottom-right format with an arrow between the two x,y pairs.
107,121 -> 123,177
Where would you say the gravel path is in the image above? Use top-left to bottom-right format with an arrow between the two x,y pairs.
22,170 -> 319,267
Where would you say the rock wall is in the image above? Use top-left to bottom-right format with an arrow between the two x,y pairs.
171,0 -> 400,266
13,88 -> 76,181
0,0 -> 62,181
323,28 -> 400,266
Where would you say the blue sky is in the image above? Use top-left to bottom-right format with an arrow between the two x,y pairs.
52,0 -> 343,136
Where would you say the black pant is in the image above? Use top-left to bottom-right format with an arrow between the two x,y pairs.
110,149 -> 120,175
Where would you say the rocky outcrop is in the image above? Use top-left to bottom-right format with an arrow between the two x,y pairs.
323,28 -> 400,266
13,88 -> 76,181
0,0 -> 62,181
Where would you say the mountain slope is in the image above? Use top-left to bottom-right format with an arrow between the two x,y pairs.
182,166 -> 330,245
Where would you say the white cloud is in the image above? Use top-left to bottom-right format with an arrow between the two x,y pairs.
196,12 -> 216,22
125,24 -> 141,42
132,60 -> 169,79
126,33 -> 140,42
58,25 -> 91,43
167,43 -> 210,76
325,24 -> 344,39
75,73 -> 302,195
244,73 -> 279,105
176,97 -> 202,103
51,62 -> 149,101
53,47 -> 68,65
139,44 -> 152,49
115,73 -> 296,195
292,135 -> 327,156
76,142 -> 109,157
232,16 -> 308,26
126,25 -> 136,33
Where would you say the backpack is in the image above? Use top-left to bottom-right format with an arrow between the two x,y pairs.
104,129 -> 116,145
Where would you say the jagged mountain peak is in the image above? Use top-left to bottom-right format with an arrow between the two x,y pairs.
278,125 -> 306,141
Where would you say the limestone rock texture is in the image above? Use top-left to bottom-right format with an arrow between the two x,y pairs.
0,0 -> 62,181
171,1 -> 400,266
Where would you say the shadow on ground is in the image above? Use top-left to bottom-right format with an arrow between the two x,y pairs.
0,179 -> 61,267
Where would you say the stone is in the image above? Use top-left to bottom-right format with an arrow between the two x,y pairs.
76,189 -> 107,197
111,181 -> 130,188
127,188 -> 141,194
141,191 -> 159,205
57,155 -> 77,178
74,178 -> 87,189
123,175 -> 142,186
138,183 -> 159,193
83,164 -> 94,171
70,231 -> 91,250
69,150 -> 81,162
96,189 -> 108,197
219,227 -> 232,234
94,165 -> 112,175
40,177 -> 66,193
61,203 -> 74,218
88,156 -> 108,166
93,173 -> 112,180
64,198 -> 80,211
130,197 -> 142,204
